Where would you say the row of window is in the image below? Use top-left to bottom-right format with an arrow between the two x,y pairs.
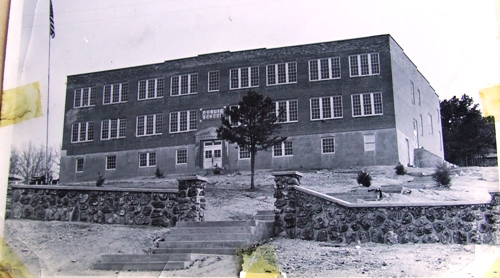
75,134 -> 375,172
71,93 -> 384,143
73,53 -> 380,108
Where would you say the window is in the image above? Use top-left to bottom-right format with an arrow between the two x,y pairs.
136,114 -> 163,136
208,71 -> 220,92
103,83 -> 128,104
364,134 -> 375,151
309,57 -> 341,81
230,66 -> 259,89
239,145 -> 250,159
436,109 -> 440,123
275,100 -> 298,123
322,137 -> 335,153
170,110 -> 197,133
76,158 -> 84,172
71,122 -> 94,143
74,87 -> 96,108
311,96 -> 343,120
419,114 -> 424,136
139,152 -> 156,167
418,89 -> 421,105
439,131 -> 442,150
101,118 -> 126,140
273,141 -> 293,157
428,114 -> 433,134
411,82 -> 415,104
352,93 -> 382,117
349,53 -> 380,77
171,73 -> 198,96
176,149 -> 187,164
138,78 -> 164,100
267,62 -> 297,85
106,155 -> 117,170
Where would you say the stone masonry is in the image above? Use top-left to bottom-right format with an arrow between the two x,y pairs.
7,176 -> 207,227
273,171 -> 500,244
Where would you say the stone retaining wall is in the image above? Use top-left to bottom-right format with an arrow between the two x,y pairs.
6,176 -> 207,227
273,171 -> 500,245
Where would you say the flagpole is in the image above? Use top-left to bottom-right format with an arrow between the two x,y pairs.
46,0 -> 54,184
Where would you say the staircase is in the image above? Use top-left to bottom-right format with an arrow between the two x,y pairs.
93,210 -> 275,271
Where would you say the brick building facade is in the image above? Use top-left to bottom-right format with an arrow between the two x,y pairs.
59,34 -> 444,182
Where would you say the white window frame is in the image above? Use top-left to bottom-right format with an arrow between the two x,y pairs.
103,83 -> 128,104
75,157 -> 84,172
136,114 -> 163,137
229,66 -> 259,90
349,53 -> 380,77
106,155 -> 117,170
266,62 -> 297,85
138,78 -> 164,100
420,114 -> 424,137
239,145 -> 251,160
170,110 -> 197,133
71,122 -> 94,143
275,100 -> 298,123
176,149 -> 188,165
273,141 -> 293,157
418,89 -> 421,105
310,96 -> 343,120
101,118 -> 126,140
171,73 -> 198,96
411,82 -> 415,104
139,152 -> 156,167
351,92 -> 383,117
364,134 -> 376,152
74,87 -> 97,108
428,114 -> 434,134
321,137 -> 335,154
208,70 -> 220,92
309,57 -> 341,81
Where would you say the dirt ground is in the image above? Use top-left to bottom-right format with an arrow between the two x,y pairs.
2,166 -> 500,277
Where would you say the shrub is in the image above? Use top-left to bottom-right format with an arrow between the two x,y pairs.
155,167 -> 165,178
213,164 -> 224,175
357,170 -> 372,187
394,162 -> 407,175
96,172 -> 105,187
432,162 -> 452,188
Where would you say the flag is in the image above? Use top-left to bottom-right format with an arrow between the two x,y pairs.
49,0 -> 55,38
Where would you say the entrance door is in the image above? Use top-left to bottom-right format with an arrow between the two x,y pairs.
203,140 -> 222,169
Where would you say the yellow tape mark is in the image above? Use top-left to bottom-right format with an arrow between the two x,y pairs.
479,85 -> 500,119
482,255 -> 500,278
0,237 -> 35,278
0,82 -> 43,127
240,245 -> 280,278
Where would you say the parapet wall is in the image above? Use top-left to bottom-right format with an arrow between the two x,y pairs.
273,171 -> 500,245
6,176 -> 207,227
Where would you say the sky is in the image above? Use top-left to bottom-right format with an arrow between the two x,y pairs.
3,0 -> 500,151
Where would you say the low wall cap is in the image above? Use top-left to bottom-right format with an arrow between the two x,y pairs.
272,171 -> 304,177
176,175 -> 208,182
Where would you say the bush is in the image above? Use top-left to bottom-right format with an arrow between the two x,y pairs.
357,170 -> 372,187
432,162 -> 452,187
155,167 -> 165,178
96,172 -> 105,187
394,162 -> 407,175
213,164 -> 224,175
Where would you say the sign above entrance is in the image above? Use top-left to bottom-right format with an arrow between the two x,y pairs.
201,108 -> 224,120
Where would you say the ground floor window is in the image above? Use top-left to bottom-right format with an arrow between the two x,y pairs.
364,134 -> 376,151
139,152 -> 156,167
176,149 -> 187,164
239,145 -> 250,159
322,137 -> 335,153
76,158 -> 84,172
106,155 -> 117,170
273,141 -> 293,157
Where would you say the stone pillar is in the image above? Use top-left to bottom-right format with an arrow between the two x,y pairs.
273,171 -> 303,239
175,176 -> 207,223
489,191 -> 500,244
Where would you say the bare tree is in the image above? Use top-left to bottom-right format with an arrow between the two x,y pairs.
9,142 -> 60,184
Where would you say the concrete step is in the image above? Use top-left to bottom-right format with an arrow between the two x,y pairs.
93,253 -> 204,271
164,261 -> 190,270
94,262 -> 168,271
254,215 -> 275,221
255,210 -> 275,215
170,225 -> 255,234
153,247 -> 238,256
159,240 -> 249,249
167,232 -> 251,241
99,254 -> 171,263
176,220 -> 256,228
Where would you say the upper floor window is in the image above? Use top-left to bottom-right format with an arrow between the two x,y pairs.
71,122 -> 94,143
349,53 -> 380,77
310,96 -> 343,120
74,87 -> 96,108
103,83 -> 128,104
273,141 -> 293,157
101,118 -> 126,140
138,78 -> 164,100
136,114 -> 163,137
171,73 -> 198,96
351,92 -> 383,117
275,100 -> 298,123
139,152 -> 156,167
428,114 -> 434,134
267,62 -> 297,85
417,89 -> 421,105
411,82 -> 415,104
170,110 -> 197,133
208,71 -> 220,92
322,137 -> 335,154
230,66 -> 259,90
309,57 -> 341,81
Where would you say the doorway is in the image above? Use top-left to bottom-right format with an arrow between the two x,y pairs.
203,140 -> 222,169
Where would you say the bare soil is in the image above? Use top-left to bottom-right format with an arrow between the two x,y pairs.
3,166 -> 500,277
